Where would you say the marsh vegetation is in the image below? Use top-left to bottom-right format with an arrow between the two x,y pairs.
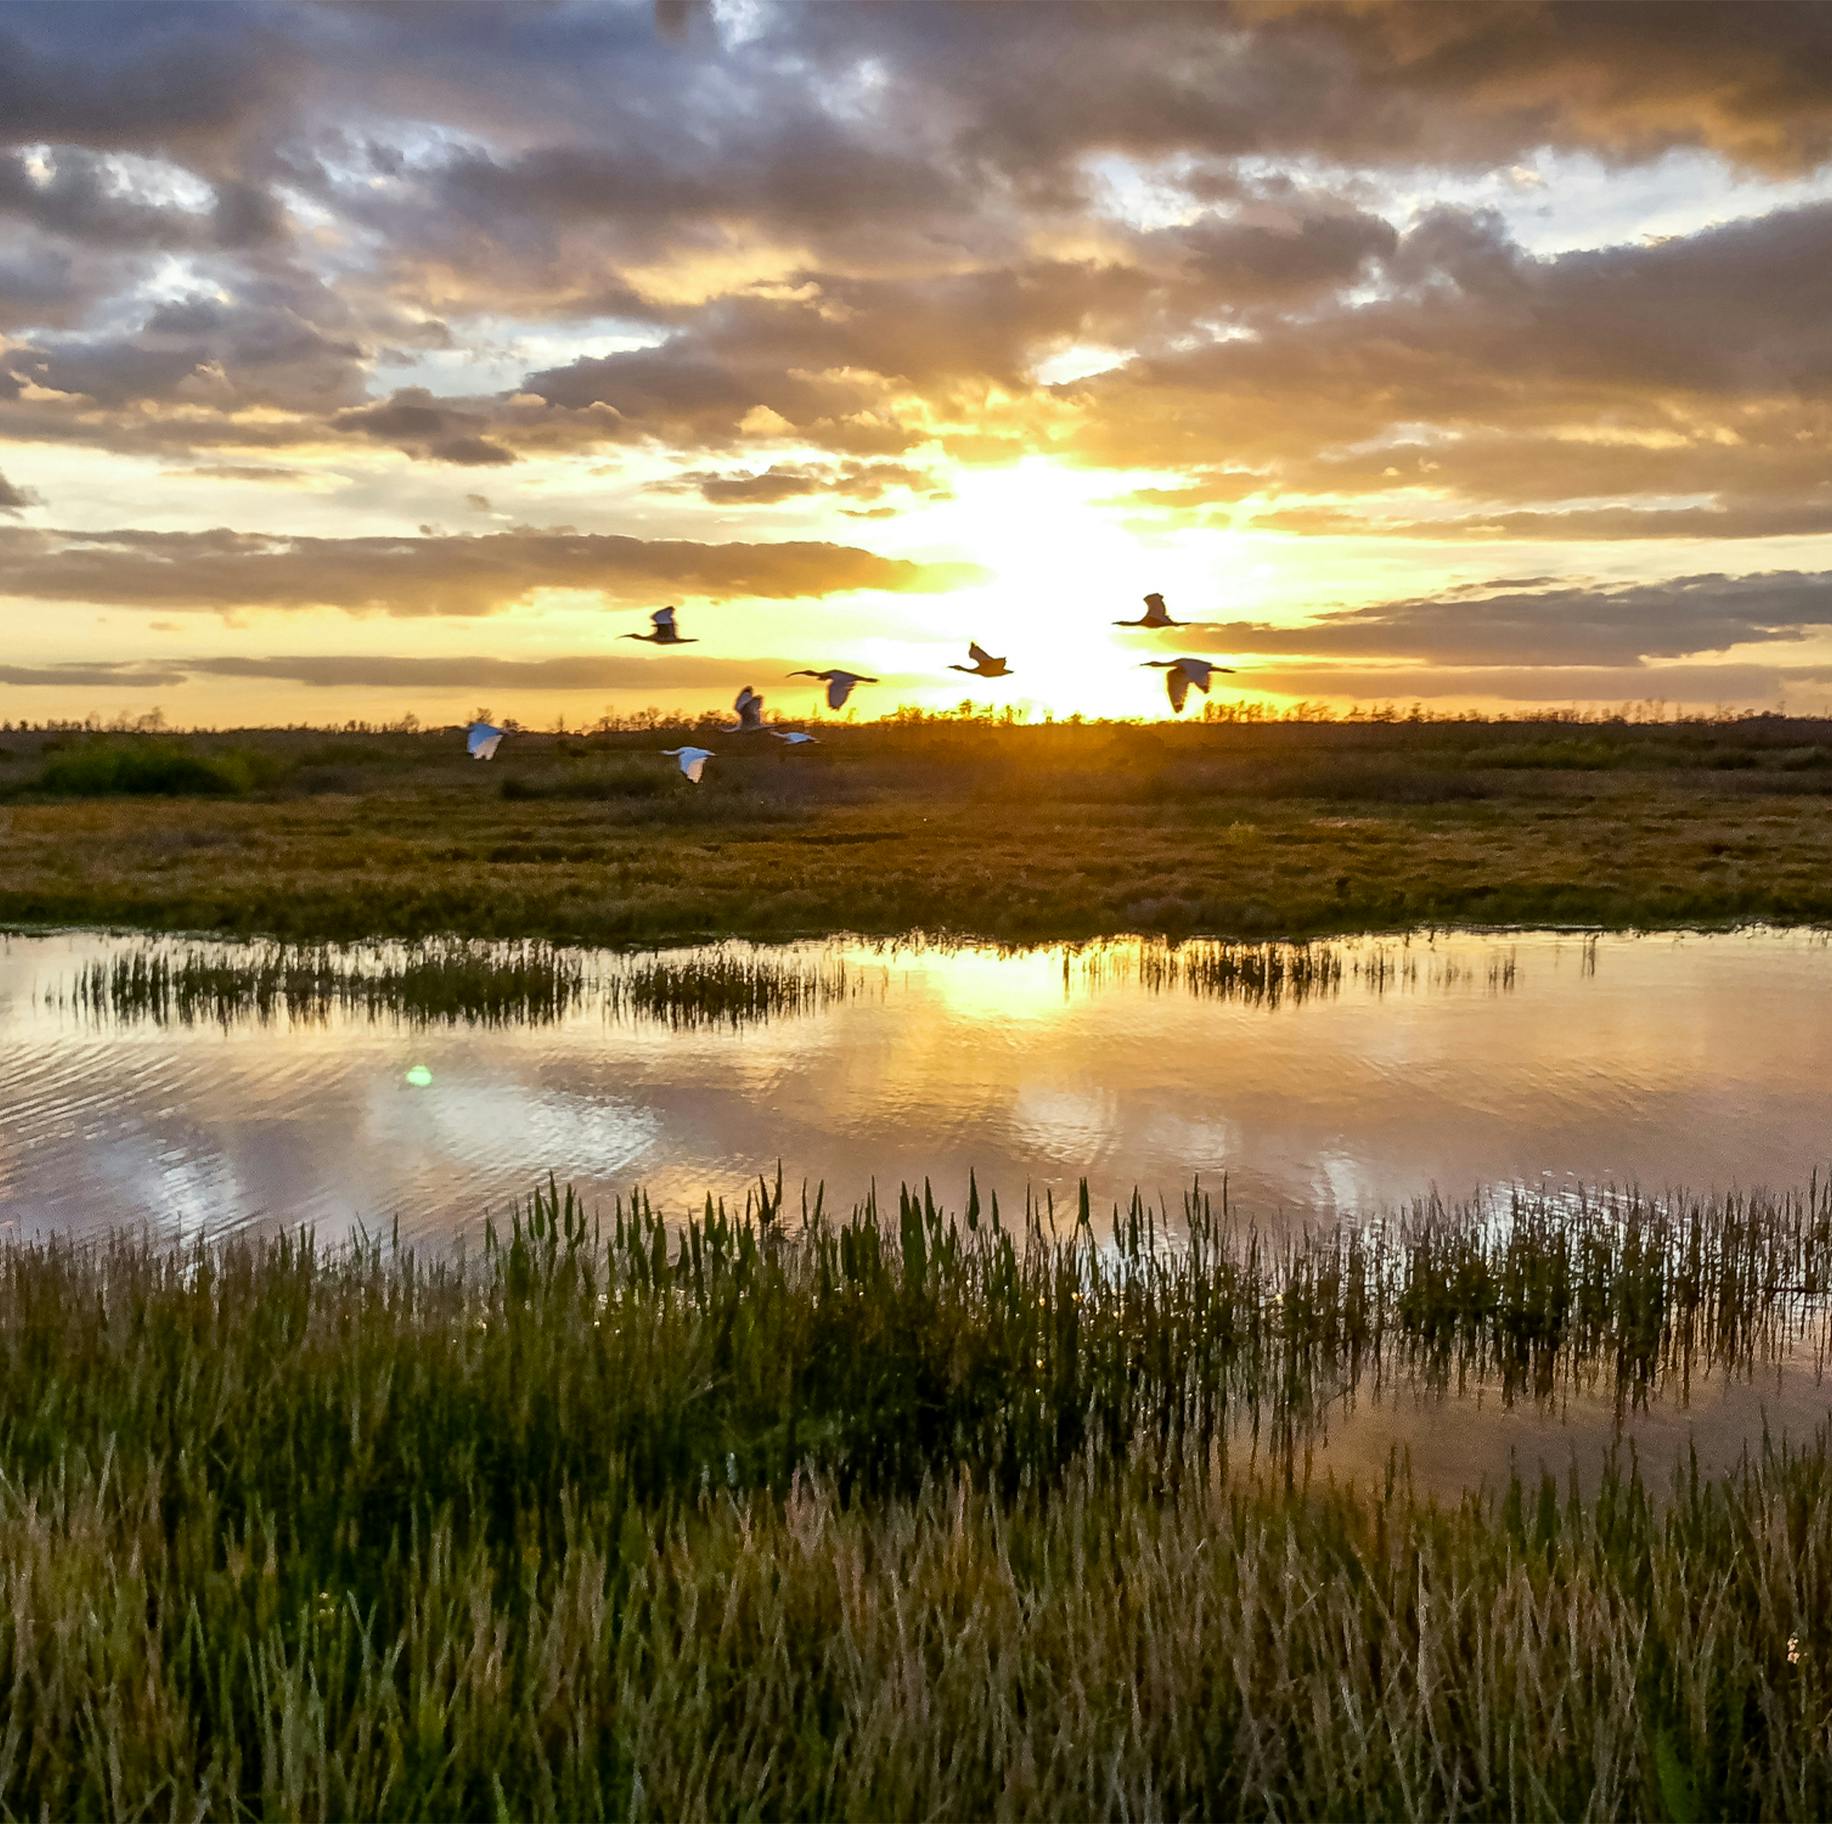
6,715 -> 1832,946
3,1178 -> 1832,1816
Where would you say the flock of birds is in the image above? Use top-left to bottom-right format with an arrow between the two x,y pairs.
465,592 -> 1238,781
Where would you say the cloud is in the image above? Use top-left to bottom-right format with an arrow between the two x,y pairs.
173,462 -> 319,485
0,148 -> 282,251
0,524 -> 980,615
329,388 -> 517,466
1196,570 -> 1832,668
0,651 -> 790,695
0,469 -> 39,513
650,460 -> 938,506
1240,660 -> 1832,707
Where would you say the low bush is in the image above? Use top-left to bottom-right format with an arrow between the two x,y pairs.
32,739 -> 287,798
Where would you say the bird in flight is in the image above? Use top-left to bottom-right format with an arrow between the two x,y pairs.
1142,656 -> 1234,714
466,721 -> 505,760
724,686 -> 765,732
625,606 -> 696,645
948,641 -> 1011,678
788,668 -> 878,710
1115,592 -> 1184,630
771,730 -> 818,746
662,745 -> 714,783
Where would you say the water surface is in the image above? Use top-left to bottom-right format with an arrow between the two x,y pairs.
7,923 -> 1832,1492
4,926 -> 1829,1246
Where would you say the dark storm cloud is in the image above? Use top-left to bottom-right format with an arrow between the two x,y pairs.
0,525 -> 979,615
1199,572 -> 1832,668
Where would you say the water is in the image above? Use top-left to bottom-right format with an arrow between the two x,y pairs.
5,922 -> 1831,1492
4,926 -> 1831,1245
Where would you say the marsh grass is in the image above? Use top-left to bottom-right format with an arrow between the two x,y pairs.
58,938 -> 589,1027
604,945 -> 865,1028
2,1178 -> 1832,1815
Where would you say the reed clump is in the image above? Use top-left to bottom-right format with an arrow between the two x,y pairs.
604,945 -> 863,1028
1,1179 -> 1831,1814
58,938 -> 588,1027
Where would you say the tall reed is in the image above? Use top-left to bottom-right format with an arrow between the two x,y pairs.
1,1179 -> 1830,1815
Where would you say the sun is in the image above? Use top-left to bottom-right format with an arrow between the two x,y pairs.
876,456 -> 1267,719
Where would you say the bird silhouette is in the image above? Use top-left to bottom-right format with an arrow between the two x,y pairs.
788,668 -> 877,710
466,721 -> 505,760
1142,656 -> 1234,714
771,730 -> 818,746
624,606 -> 696,645
723,686 -> 765,732
948,641 -> 1011,678
1115,592 -> 1184,629
661,745 -> 714,782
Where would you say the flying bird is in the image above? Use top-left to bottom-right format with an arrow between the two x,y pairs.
625,606 -> 696,645
1115,592 -> 1184,630
467,721 -> 506,760
1142,656 -> 1234,714
771,730 -> 818,746
948,641 -> 1011,678
662,745 -> 714,783
724,686 -> 765,732
788,668 -> 877,710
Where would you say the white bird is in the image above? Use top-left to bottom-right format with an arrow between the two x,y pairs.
771,730 -> 818,746
788,668 -> 877,710
1115,591 -> 1184,630
662,745 -> 714,783
948,641 -> 1011,679
467,721 -> 506,760
723,686 -> 765,733
625,606 -> 696,645
1142,656 -> 1235,714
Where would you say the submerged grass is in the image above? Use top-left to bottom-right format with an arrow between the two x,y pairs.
3,1178 -> 1832,1815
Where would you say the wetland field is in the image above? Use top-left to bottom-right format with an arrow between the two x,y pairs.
6,718 -> 1832,1816
5,716 -> 1832,943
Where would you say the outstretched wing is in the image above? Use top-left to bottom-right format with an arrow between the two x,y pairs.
1165,668 -> 1190,714
1187,661 -> 1214,695
827,676 -> 854,709
467,722 -> 503,759
967,641 -> 992,666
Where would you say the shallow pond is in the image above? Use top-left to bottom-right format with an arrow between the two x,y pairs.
4,925 -> 1831,1246
5,922 -> 1832,1493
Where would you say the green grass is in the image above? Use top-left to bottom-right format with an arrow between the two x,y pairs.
29,737 -> 289,798
3,1178 -> 1832,1815
6,718 -> 1832,945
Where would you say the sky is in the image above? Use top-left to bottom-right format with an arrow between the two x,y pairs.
4,0 -> 1832,728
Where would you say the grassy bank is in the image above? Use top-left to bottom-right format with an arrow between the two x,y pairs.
3,1179 -> 1832,1816
5,717 -> 1832,944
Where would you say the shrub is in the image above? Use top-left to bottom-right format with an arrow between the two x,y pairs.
32,740 -> 287,798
